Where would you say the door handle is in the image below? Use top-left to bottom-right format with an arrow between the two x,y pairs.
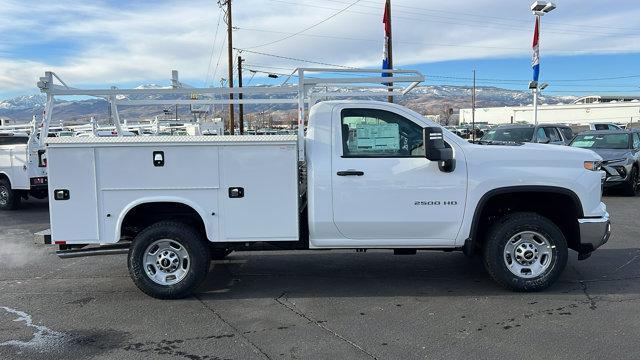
337,170 -> 364,176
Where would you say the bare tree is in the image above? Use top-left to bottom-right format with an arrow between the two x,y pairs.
439,102 -> 454,126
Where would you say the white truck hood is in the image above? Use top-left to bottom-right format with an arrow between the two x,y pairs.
462,142 -> 605,218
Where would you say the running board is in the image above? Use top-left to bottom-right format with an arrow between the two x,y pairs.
56,243 -> 131,259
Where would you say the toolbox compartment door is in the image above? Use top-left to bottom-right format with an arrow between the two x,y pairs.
47,147 -> 99,243
219,144 -> 298,241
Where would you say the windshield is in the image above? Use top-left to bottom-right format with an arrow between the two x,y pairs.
480,128 -> 534,142
571,133 -> 629,149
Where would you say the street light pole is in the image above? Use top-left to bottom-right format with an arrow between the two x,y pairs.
533,84 -> 539,125
529,1 -> 555,125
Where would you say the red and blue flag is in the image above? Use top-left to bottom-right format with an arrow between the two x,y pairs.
532,16 -> 540,82
382,1 -> 391,77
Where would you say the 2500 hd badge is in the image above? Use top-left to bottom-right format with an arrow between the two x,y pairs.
414,200 -> 458,206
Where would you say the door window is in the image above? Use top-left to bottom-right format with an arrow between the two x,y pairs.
341,108 -> 424,157
633,133 -> 640,149
559,127 -> 573,142
544,127 -> 561,142
535,128 -> 548,142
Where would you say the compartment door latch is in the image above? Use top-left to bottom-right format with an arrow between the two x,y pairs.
228,187 -> 244,198
153,151 -> 165,167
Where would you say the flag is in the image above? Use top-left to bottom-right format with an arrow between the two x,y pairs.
382,0 -> 391,78
532,16 -> 540,82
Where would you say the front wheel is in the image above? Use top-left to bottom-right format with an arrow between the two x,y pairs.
483,212 -> 567,292
128,222 -> 210,299
0,179 -> 21,210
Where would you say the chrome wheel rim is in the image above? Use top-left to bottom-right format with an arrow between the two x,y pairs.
0,186 -> 8,206
503,231 -> 554,279
144,239 -> 190,285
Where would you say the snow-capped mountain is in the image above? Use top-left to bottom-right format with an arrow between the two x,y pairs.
134,84 -> 172,90
0,85 -> 576,123
0,94 -> 47,110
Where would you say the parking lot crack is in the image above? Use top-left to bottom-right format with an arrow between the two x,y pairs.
193,295 -> 272,360
572,265 -> 598,310
275,292 -> 379,360
579,281 -> 598,310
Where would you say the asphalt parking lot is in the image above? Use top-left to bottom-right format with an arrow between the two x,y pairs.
0,196 -> 638,360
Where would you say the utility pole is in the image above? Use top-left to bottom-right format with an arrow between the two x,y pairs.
384,0 -> 393,103
221,0 -> 235,134
472,69 -> 476,142
237,55 -> 244,135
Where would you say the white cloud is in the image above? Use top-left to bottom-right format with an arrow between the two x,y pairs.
0,0 -> 639,97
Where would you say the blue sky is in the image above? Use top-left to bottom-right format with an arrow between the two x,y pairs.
1,0 -> 639,99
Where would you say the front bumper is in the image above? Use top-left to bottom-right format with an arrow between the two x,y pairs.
602,163 -> 632,188
578,211 -> 611,255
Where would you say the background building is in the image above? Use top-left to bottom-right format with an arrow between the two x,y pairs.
459,95 -> 640,125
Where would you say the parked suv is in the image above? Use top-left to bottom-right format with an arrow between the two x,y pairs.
479,124 -> 573,145
570,129 -> 640,196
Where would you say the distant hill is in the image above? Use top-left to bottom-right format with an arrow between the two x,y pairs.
0,85 -> 576,124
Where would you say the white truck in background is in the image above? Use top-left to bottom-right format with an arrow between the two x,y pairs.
0,125 -> 48,210
35,69 -> 611,299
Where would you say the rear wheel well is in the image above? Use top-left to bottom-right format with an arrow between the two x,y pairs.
120,202 -> 206,241
471,190 -> 582,253
0,173 -> 10,185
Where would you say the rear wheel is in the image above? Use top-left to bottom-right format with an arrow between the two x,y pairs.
0,179 -> 21,210
128,221 -> 210,299
483,212 -> 567,292
623,166 -> 639,196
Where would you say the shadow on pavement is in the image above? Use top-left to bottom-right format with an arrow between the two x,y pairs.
194,248 -> 640,300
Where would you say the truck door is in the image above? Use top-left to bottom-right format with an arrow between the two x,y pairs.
331,106 -> 467,244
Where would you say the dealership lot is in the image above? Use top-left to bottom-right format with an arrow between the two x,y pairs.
0,197 -> 638,360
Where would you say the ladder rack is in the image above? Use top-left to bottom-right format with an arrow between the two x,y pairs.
37,68 -> 425,161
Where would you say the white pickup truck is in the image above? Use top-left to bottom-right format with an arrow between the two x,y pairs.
35,69 -> 610,299
38,99 -> 611,299
0,131 -> 48,210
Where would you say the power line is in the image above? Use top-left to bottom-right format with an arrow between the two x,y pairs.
243,0 -> 362,49
234,48 -> 356,68
211,35 -> 227,87
264,0 -> 640,38
204,8 -> 224,87
236,26 -> 639,53
305,0 -> 640,36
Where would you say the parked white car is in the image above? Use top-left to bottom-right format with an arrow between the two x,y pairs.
0,132 -> 47,210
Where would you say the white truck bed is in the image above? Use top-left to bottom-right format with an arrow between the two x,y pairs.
45,135 -> 299,244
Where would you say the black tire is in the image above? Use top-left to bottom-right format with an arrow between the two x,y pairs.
623,166 -> 639,196
483,212 -> 568,292
0,179 -> 21,210
128,221 -> 210,299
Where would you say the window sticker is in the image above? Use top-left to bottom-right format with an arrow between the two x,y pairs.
355,123 -> 399,152
572,140 -> 595,147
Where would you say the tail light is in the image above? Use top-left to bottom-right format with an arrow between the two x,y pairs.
30,177 -> 48,186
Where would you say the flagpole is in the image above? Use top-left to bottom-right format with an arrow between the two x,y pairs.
533,14 -> 540,126
385,0 -> 393,103
529,2 -> 555,125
